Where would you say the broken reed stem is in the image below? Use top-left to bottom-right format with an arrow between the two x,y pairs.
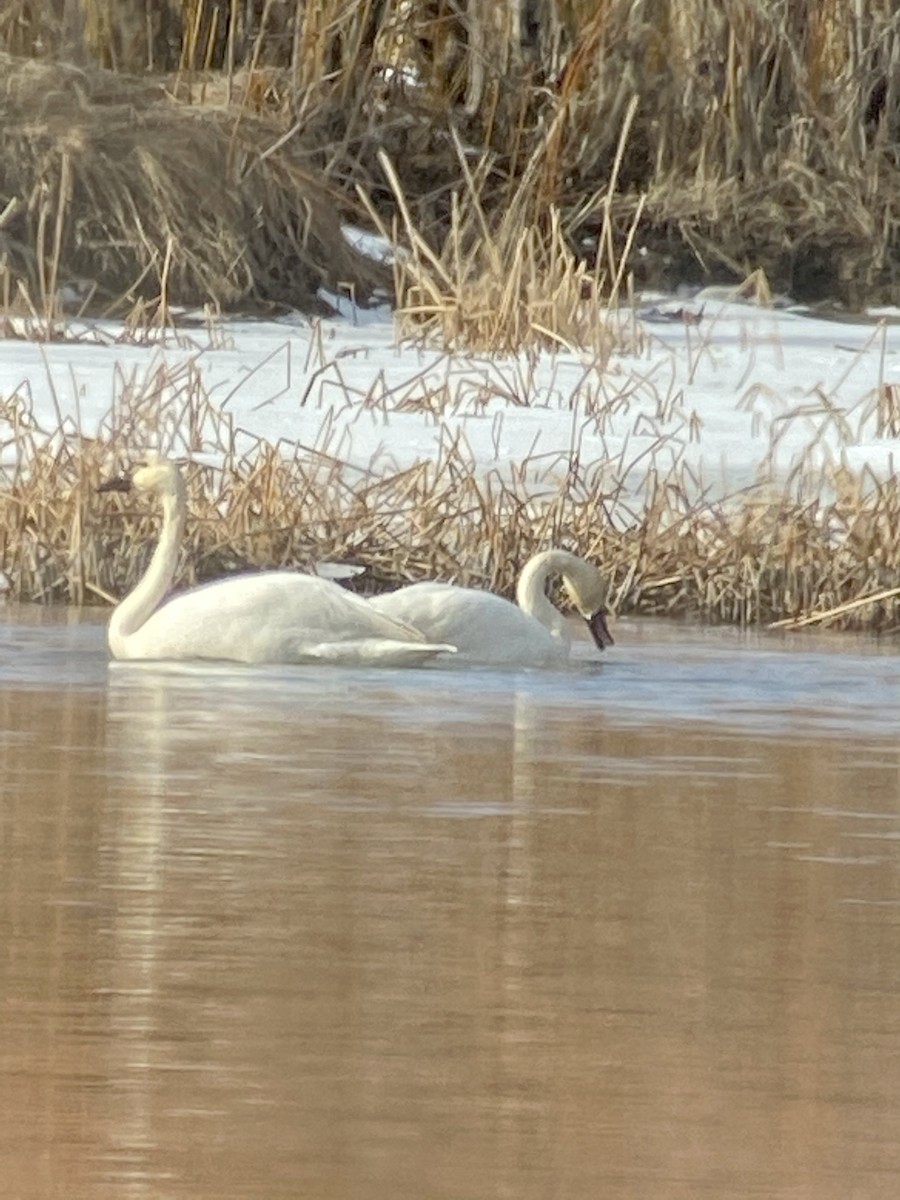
769,585 -> 900,629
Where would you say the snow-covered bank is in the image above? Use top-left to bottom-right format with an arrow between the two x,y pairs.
1,296 -> 898,496
1,294 -> 899,629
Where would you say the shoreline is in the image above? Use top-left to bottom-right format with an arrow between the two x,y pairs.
1,298 -> 899,635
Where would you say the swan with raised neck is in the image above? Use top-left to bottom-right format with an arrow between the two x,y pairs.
97,456 -> 456,666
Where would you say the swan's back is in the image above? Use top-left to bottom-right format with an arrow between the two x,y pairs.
369,582 -> 565,667
113,572 -> 447,664
98,455 -> 456,667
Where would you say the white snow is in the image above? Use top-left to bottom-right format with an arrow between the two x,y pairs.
1,294 -> 899,507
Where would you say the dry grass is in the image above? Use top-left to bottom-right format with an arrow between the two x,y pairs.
359,128 -> 643,356
0,52 -> 387,319
1,349 -> 899,635
3,2 -> 900,311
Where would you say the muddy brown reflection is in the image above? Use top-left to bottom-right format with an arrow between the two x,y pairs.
2,643 -> 900,1200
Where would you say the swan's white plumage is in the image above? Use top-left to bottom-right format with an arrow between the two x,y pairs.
368,549 -> 612,668
99,457 -> 455,666
113,572 -> 452,665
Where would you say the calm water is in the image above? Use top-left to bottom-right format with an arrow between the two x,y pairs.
3,607 -> 900,1199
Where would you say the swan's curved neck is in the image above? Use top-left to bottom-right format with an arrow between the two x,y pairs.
515,550 -> 575,637
109,486 -> 185,651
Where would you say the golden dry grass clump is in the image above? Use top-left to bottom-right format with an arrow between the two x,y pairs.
0,52 -> 387,319
365,139 -> 638,357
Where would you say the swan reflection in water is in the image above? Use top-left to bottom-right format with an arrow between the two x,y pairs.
100,655 -> 576,1197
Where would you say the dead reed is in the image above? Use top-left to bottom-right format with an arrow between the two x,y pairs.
2,350 -> 899,635
4,2 -> 900,314
0,53 -> 386,320
360,137 -> 640,357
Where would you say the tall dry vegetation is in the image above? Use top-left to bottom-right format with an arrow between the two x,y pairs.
0,52 -> 388,321
2,1 -> 900,308
2,351 -> 900,633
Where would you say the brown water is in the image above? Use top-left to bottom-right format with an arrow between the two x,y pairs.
3,609 -> 900,1200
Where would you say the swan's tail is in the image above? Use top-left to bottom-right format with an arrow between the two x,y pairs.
294,639 -> 457,667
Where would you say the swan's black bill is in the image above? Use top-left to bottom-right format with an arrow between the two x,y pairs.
587,609 -> 614,651
97,473 -> 133,494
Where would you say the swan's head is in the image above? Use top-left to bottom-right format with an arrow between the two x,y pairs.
562,561 -> 615,651
97,455 -> 186,501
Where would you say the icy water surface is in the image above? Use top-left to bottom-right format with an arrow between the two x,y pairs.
2,608 -> 900,1199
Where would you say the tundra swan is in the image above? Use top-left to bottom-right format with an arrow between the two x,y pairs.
368,549 -> 613,668
97,457 -> 455,666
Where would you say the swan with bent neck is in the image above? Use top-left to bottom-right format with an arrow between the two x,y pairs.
368,550 -> 614,668
97,457 -> 455,666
